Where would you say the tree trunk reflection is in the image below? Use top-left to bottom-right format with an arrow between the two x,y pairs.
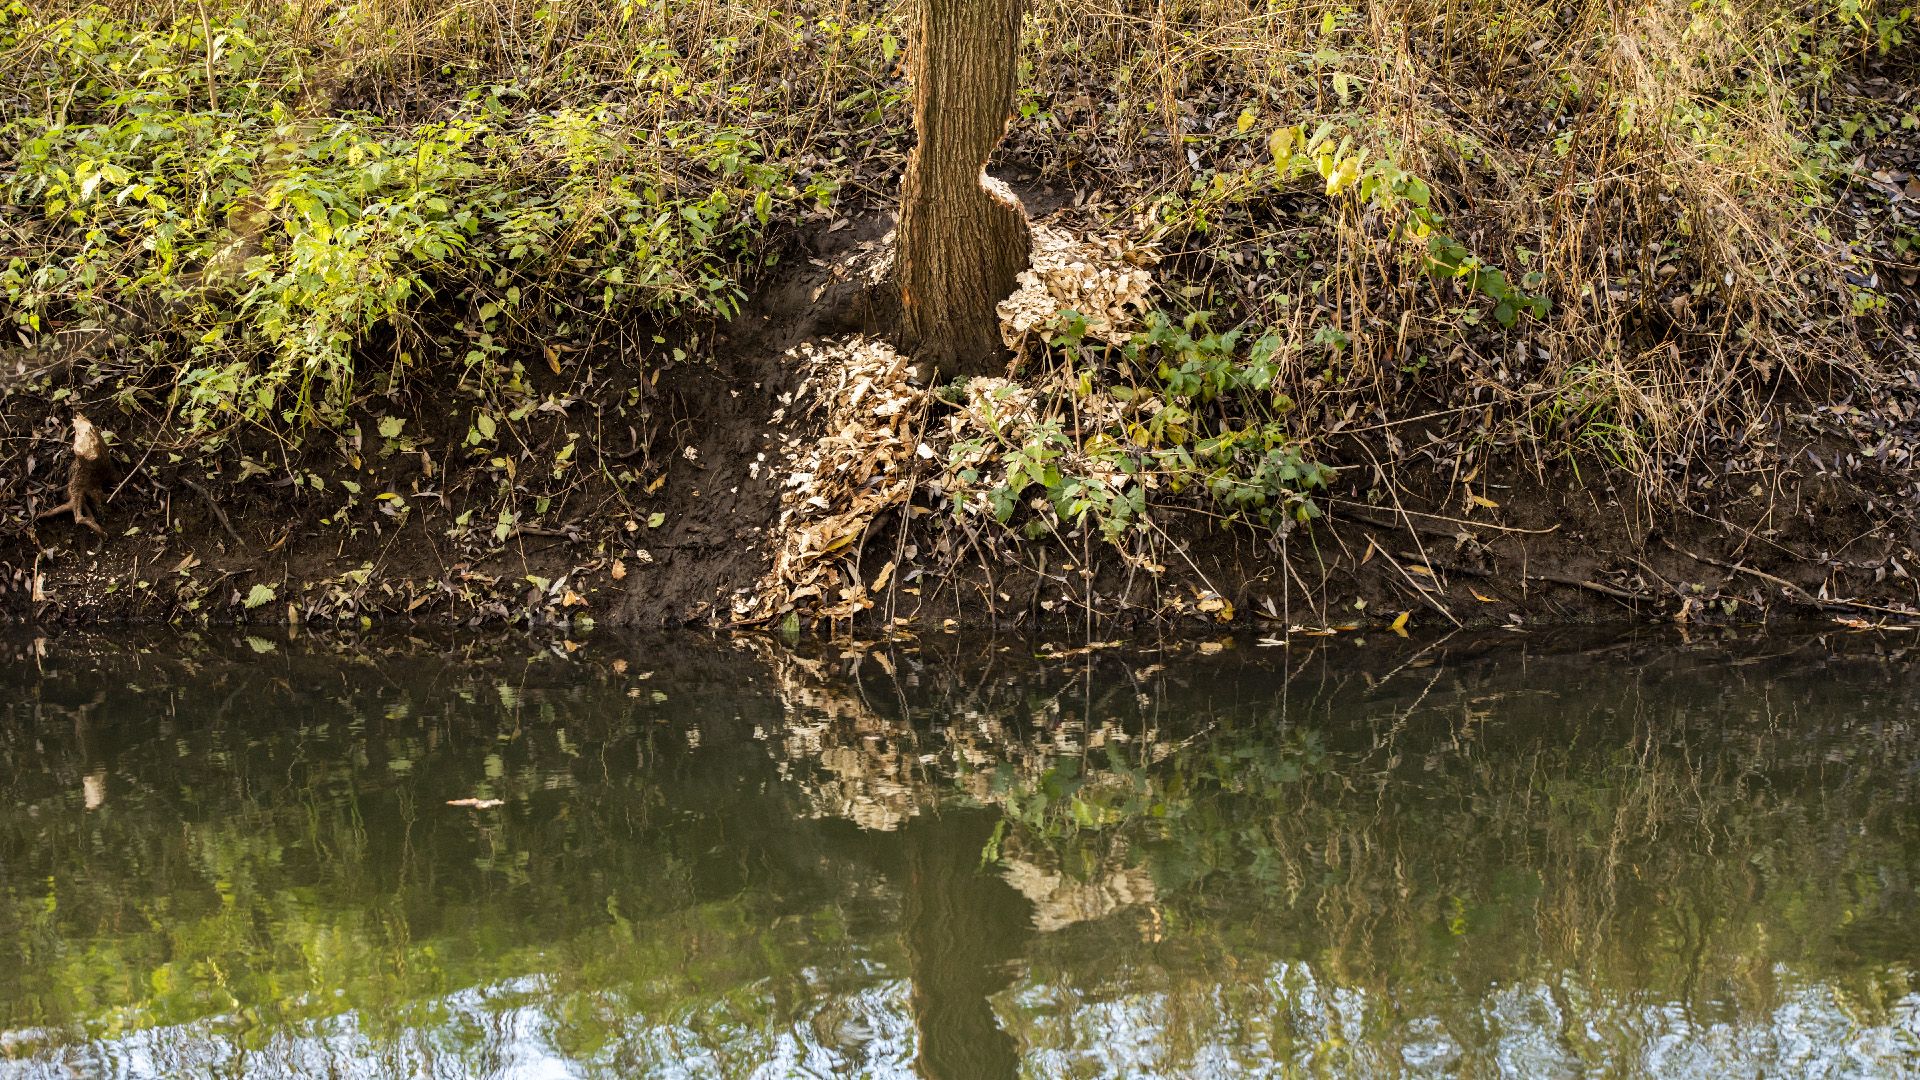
903,813 -> 1032,1080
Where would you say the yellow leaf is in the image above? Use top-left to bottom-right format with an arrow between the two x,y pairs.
1466,493 -> 1500,511
1390,611 -> 1410,631
1275,126 -> 1300,164
1471,589 -> 1498,603
544,344 -> 562,374
1236,109 -> 1256,133
646,474 -> 667,493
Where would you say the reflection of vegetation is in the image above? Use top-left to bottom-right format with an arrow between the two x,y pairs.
2,630 -> 1918,1077
0,634 -> 915,1074
754,632 -> 1920,1073
960,645 -> 1920,1075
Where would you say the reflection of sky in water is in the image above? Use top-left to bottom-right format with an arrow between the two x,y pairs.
10,966 -> 1916,1079
1012,963 -> 1920,1079
3,975 -> 922,1080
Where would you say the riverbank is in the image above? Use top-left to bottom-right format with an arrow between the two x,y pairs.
6,208 -> 1920,634
7,0 -> 1920,632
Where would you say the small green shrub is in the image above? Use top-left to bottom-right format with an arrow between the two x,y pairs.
0,4 -> 808,439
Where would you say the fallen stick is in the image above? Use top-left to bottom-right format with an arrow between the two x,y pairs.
1329,497 -> 1562,536
178,475 -> 243,547
1526,573 -> 1658,603
1395,551 -> 1493,578
1663,539 -> 1919,617
1372,541 -> 1461,627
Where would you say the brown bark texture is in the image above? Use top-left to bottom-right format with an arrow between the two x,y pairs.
892,0 -> 1031,378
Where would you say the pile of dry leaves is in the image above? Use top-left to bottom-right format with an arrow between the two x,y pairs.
741,336 -> 925,622
741,223 -> 1157,623
997,224 -> 1157,353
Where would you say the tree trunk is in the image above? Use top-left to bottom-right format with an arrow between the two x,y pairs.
892,0 -> 1031,379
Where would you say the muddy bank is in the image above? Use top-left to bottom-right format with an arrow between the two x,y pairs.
5,211 -> 1920,635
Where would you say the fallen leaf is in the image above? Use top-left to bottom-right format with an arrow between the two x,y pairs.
611,559 -> 628,580
646,474 -> 667,493
1390,611 -> 1410,631
1471,589 -> 1498,602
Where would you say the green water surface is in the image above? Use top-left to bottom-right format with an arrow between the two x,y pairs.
0,628 -> 1916,1078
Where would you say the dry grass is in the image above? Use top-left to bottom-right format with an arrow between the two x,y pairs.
4,0 -> 1909,479
1008,0 -> 1901,485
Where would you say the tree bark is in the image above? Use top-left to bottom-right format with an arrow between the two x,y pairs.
892,0 -> 1031,379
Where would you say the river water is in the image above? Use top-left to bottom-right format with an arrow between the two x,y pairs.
0,628 -> 1916,1079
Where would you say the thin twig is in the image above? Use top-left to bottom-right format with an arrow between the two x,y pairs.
178,475 -> 243,548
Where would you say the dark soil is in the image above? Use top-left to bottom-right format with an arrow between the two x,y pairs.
6,200 -> 1920,635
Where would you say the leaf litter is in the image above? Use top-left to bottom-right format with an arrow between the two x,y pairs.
740,223 -> 1161,622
